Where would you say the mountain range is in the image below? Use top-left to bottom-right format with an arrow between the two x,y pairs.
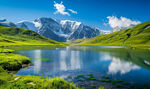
0,18 -> 110,42
0,19 -> 16,27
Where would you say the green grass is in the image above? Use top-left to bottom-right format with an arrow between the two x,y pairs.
0,75 -> 79,89
0,48 -> 14,53
67,38 -> 90,45
0,26 -> 67,47
81,21 -> 150,49
0,53 -> 30,71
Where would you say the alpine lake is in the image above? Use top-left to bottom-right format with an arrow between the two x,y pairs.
15,45 -> 150,89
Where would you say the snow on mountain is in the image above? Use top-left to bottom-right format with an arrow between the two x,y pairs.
0,17 -> 110,42
15,18 -> 111,42
16,21 -> 38,32
0,18 -> 16,27
34,17 -> 67,42
60,20 -> 82,34
60,20 -> 107,41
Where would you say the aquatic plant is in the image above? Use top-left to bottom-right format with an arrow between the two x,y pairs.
90,84 -> 96,87
74,74 -> 86,79
99,79 -> 111,82
42,58 -> 53,62
122,81 -> 129,85
98,86 -> 105,89
101,75 -> 110,79
67,76 -> 72,79
116,80 -> 124,83
90,78 -> 96,80
77,79 -> 84,82
88,73 -> 93,77
115,83 -> 124,88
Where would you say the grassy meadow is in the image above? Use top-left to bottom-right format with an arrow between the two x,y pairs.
0,26 -> 67,47
80,21 -> 150,49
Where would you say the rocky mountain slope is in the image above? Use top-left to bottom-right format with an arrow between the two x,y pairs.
16,17 -> 110,42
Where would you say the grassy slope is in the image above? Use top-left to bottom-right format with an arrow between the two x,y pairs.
67,38 -> 90,45
0,26 -> 66,46
81,21 -> 150,48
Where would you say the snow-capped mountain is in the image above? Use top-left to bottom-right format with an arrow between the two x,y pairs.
34,18 -> 66,42
60,20 -> 109,41
0,17 -> 111,42
16,21 -> 38,32
60,20 -> 99,40
60,20 -> 82,34
16,17 -> 111,42
0,18 -> 16,27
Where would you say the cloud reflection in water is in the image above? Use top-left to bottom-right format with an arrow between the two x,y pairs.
108,57 -> 140,74
33,50 -> 42,74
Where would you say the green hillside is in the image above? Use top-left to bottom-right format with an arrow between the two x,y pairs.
0,26 -> 65,46
81,21 -> 150,48
67,38 -> 91,45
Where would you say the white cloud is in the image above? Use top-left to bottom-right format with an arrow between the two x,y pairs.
107,16 -> 141,31
68,9 -> 77,14
54,1 -> 70,16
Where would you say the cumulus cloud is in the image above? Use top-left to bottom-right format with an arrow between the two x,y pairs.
68,9 -> 77,14
54,1 -> 70,16
107,16 -> 141,31
54,1 -> 78,16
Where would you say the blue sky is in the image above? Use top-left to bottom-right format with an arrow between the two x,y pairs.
0,0 -> 150,30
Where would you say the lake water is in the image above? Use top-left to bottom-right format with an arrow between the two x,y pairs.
15,45 -> 150,86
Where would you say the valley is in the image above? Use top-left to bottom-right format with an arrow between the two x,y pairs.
0,18 -> 150,89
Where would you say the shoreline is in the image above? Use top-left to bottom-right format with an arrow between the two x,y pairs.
0,45 -> 78,89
